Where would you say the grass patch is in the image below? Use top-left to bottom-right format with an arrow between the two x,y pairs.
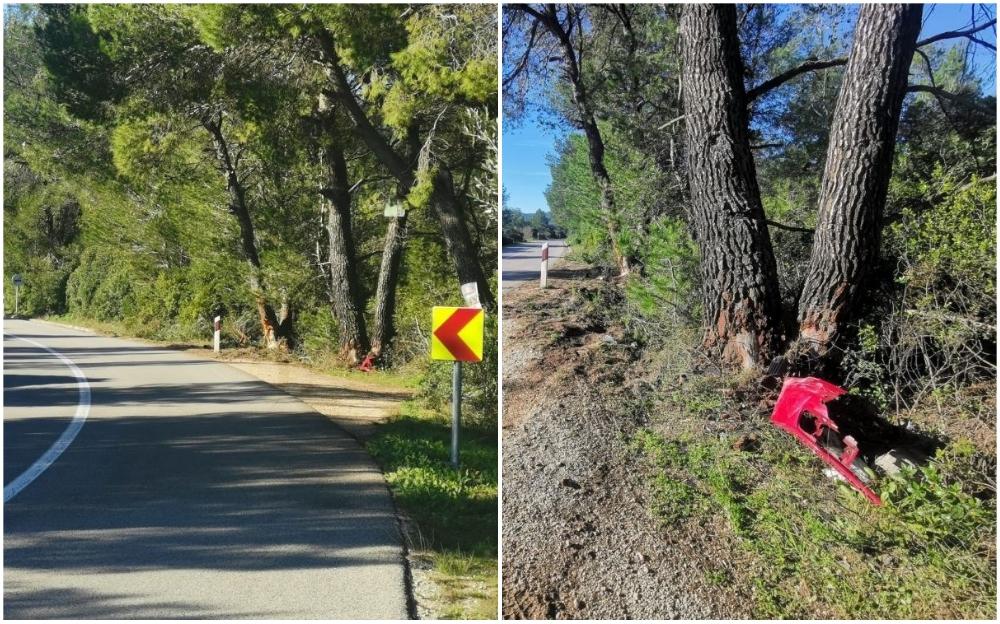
633,407 -> 996,618
366,401 -> 497,619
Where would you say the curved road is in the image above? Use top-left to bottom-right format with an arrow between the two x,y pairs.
501,240 -> 569,290
3,319 -> 408,619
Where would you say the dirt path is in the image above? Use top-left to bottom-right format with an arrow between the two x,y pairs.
205,357 -> 411,441
501,261 -> 749,619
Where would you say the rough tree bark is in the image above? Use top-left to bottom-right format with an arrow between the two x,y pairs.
516,4 -> 631,276
203,115 -> 285,350
680,4 -> 783,369
429,168 -> 494,304
314,28 -> 495,310
368,207 -> 407,362
796,4 -> 923,357
318,97 -> 369,364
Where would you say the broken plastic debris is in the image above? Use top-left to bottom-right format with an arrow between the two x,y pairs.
769,377 -> 882,505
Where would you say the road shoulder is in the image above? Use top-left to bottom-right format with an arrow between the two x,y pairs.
501,261 -> 749,618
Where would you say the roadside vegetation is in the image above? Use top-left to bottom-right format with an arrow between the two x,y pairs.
503,3 -> 995,618
632,389 -> 995,618
5,4 -> 498,618
368,401 -> 498,619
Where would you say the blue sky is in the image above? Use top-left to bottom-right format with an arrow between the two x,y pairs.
502,3 -> 997,215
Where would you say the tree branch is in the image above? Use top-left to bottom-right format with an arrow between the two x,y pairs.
766,219 -> 813,234
906,84 -> 962,100
502,19 -> 540,89
915,18 -> 997,49
313,27 -> 413,187
746,57 -> 847,102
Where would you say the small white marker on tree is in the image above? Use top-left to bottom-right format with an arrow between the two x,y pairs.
540,242 -> 549,289
213,316 -> 222,353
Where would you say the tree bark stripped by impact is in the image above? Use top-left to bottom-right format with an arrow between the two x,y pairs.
680,3 -> 783,369
204,115 -> 286,350
796,4 -> 923,357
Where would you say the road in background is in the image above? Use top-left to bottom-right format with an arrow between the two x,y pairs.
3,319 -> 408,619
501,240 -> 569,291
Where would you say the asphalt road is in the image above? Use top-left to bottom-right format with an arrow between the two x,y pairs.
2,319 -> 408,619
501,240 -> 569,290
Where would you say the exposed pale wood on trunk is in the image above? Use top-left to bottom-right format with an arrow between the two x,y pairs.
680,4 -> 783,369
203,116 -> 284,350
797,4 -> 923,356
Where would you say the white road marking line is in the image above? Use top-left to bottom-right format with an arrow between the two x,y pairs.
3,333 -> 91,503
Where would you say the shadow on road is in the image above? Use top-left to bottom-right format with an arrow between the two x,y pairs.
4,336 -> 402,618
3,586 -> 275,619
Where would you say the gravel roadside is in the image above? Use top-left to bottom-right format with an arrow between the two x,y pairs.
501,263 -> 750,619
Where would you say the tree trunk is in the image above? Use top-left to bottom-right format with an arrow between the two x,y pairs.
318,101 -> 369,364
368,210 -> 407,362
680,4 -> 783,370
796,4 -> 923,357
431,169 -> 495,309
204,117 -> 284,350
573,84 -> 632,277
536,5 -> 631,276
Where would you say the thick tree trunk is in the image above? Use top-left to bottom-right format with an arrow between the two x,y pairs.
796,4 -> 923,357
680,4 -> 783,369
368,211 -> 407,362
204,117 -> 284,350
318,101 -> 369,364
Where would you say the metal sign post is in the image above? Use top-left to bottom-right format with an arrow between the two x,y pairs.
430,305 -> 485,469
451,361 -> 462,468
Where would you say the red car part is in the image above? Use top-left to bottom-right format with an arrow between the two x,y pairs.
769,377 -> 882,505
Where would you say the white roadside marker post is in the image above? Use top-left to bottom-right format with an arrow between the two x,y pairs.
213,315 -> 221,353
12,274 -> 23,316
540,242 -> 549,289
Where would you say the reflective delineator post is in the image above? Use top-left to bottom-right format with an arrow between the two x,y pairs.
451,361 -> 462,468
213,316 -> 221,353
540,242 -> 549,289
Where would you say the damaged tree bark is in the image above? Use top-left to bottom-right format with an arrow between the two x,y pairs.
796,4 -> 923,358
203,114 -> 286,350
680,4 -> 783,369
